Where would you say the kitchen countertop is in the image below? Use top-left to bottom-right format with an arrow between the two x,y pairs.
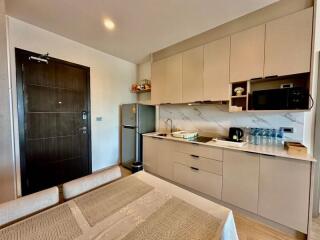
143,132 -> 316,162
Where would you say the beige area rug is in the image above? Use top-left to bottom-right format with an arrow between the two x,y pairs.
74,176 -> 154,226
0,203 -> 82,240
122,197 -> 221,240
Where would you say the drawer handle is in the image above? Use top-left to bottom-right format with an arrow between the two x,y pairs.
190,154 -> 199,158
190,167 -> 199,171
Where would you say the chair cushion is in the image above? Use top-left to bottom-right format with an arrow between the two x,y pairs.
0,186 -> 59,227
62,166 -> 122,200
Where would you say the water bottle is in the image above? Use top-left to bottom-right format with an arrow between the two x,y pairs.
254,128 -> 261,145
276,128 -> 284,144
266,129 -> 272,145
249,128 -> 256,144
271,129 -> 277,145
261,128 -> 267,145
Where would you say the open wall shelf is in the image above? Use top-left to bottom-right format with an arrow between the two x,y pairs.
229,73 -> 311,112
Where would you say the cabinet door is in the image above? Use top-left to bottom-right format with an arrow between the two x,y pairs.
264,8 -> 313,77
173,163 -> 222,199
142,136 -> 159,174
230,25 -> 265,83
182,46 -> 204,103
151,59 -> 166,105
157,140 -> 176,180
258,156 -> 310,233
164,54 -> 183,104
204,37 -> 230,101
222,150 -> 260,213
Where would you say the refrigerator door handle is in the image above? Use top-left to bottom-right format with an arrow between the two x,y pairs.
123,125 -> 136,129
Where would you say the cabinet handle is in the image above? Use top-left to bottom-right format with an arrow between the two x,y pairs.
260,153 -> 276,157
250,77 -> 263,81
190,166 -> 199,171
265,75 -> 279,79
190,154 -> 199,158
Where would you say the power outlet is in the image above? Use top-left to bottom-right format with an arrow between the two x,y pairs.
280,127 -> 294,133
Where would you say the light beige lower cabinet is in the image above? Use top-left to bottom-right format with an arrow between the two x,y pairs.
143,137 -> 312,233
143,136 -> 176,180
222,150 -> 260,213
258,155 -> 310,233
173,162 -> 222,199
143,136 -> 159,174
156,140 -> 176,181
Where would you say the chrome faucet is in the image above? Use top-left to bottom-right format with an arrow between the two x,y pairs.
165,118 -> 173,133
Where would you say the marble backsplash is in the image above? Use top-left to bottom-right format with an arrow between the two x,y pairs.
158,104 -> 305,141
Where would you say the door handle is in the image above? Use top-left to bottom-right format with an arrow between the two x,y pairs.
190,154 -> 199,158
79,126 -> 87,134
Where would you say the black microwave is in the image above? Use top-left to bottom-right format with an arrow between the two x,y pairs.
251,88 -> 309,110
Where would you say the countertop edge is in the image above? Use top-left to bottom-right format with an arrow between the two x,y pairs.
143,133 -> 316,162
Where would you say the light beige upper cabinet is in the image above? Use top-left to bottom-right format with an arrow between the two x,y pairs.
222,150 -> 260,213
230,25 -> 265,83
164,54 -> 183,104
182,46 -> 204,103
258,155 -> 310,233
204,37 -> 230,101
151,54 -> 182,104
151,59 -> 166,105
264,8 -> 313,77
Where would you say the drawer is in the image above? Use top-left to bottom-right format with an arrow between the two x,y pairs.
173,162 -> 222,199
177,142 -> 223,161
175,152 -> 222,175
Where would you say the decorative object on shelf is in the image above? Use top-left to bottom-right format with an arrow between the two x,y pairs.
131,79 -> 151,93
234,87 -> 245,96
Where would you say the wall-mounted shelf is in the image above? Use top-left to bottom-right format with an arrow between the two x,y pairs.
229,81 -> 249,112
231,95 -> 247,99
228,73 -> 311,113
131,79 -> 151,94
131,89 -> 151,94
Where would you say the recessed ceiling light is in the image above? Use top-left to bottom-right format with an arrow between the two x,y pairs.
104,19 -> 115,30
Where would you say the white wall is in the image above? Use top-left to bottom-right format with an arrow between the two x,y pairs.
0,0 -> 16,203
7,17 -> 137,196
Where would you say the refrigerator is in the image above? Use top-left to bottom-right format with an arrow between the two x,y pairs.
121,104 -> 155,170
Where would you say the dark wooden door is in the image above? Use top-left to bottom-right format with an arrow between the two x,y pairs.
16,49 -> 91,196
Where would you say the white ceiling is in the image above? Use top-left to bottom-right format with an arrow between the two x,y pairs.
5,0 -> 278,63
